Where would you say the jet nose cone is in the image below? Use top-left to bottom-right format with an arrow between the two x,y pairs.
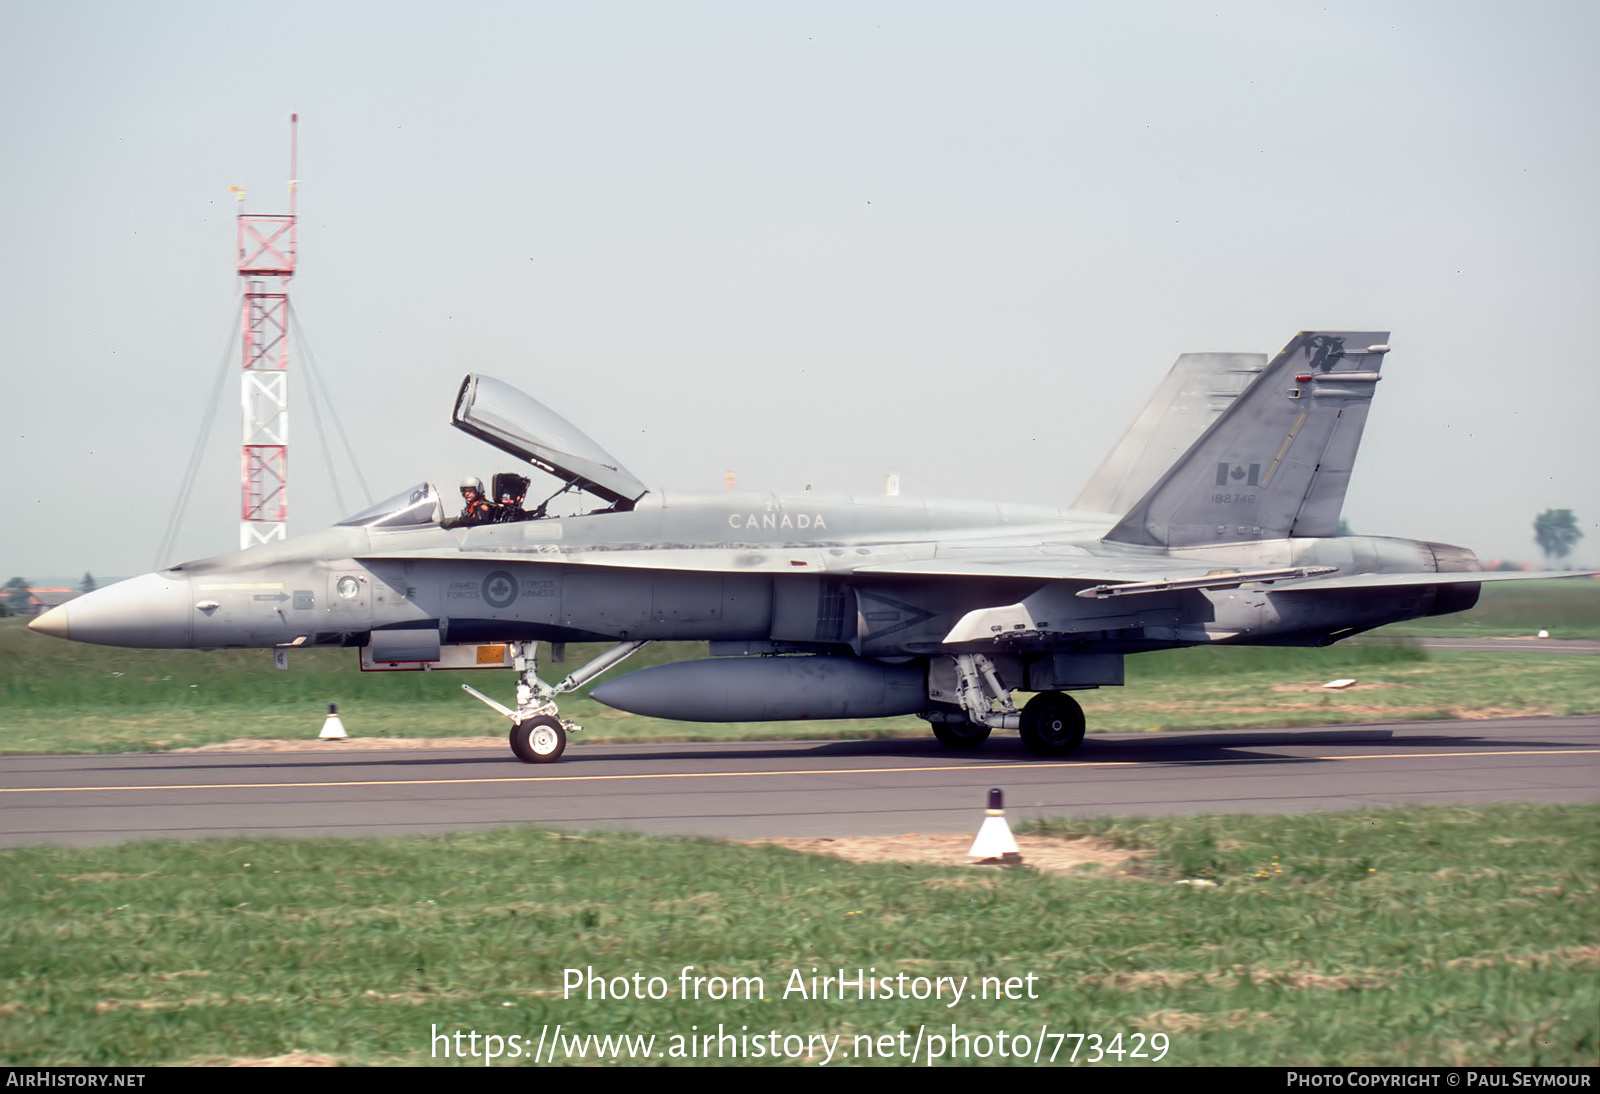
32,572 -> 195,648
28,606 -> 71,639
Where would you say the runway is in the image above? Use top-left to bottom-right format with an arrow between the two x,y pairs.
2,715 -> 1595,847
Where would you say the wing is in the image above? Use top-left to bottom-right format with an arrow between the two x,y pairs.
855,557 -> 1330,588
873,559 -> 1596,645
914,558 -> 1336,644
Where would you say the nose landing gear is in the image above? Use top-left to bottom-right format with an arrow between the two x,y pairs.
462,639 -> 650,763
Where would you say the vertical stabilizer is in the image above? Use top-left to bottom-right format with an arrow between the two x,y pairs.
1073,352 -> 1266,515
1104,331 -> 1389,547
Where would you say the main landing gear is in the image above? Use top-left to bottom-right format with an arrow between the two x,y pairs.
462,640 -> 651,763
1018,691 -> 1086,757
921,653 -> 1087,758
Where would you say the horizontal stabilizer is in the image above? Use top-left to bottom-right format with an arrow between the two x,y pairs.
1273,570 -> 1598,592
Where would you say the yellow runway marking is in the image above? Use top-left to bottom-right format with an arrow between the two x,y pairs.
3,749 -> 1595,795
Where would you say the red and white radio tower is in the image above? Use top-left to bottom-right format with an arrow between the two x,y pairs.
236,114 -> 298,549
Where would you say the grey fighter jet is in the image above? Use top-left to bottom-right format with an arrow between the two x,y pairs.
31,331 -> 1586,763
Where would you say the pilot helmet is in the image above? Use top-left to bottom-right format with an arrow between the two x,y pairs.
460,476 -> 484,496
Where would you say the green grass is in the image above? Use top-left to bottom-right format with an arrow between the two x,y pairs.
3,617 -> 1597,754
1098,644 -> 1598,732
1373,578 -> 1600,639
1,804 -> 1593,1066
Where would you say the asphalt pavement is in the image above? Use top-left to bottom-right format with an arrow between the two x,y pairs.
2,715 -> 1595,846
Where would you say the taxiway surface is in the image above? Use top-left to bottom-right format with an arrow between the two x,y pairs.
2,716 -> 1595,846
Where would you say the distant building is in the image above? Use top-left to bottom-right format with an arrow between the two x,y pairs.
26,588 -> 79,617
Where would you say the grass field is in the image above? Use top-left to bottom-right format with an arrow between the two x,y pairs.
0,804 -> 1593,1066
2,578 -> 1596,754
1372,578 -> 1600,640
3,582 -> 1594,1068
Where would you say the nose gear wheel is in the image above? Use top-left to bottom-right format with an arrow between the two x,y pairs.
510,714 -> 566,763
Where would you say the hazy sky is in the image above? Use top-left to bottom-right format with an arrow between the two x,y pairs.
2,0 -> 1596,579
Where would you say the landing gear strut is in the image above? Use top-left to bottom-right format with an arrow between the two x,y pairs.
922,655 -> 1088,758
462,640 -> 650,763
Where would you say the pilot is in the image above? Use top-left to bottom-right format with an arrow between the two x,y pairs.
442,476 -> 499,528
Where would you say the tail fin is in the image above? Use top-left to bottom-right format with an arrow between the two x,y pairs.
1104,331 -> 1390,548
1073,351 -> 1266,515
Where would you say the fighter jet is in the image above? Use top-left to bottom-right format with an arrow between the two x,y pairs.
31,331 -> 1585,764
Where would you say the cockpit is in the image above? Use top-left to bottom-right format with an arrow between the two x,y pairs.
336,374 -> 650,531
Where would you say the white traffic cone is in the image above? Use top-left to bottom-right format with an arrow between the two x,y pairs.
318,703 -> 348,740
968,788 -> 1022,864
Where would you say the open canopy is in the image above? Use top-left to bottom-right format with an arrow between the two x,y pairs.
451,374 -> 649,508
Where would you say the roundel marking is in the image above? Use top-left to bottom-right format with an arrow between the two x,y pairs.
482,570 -> 519,610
